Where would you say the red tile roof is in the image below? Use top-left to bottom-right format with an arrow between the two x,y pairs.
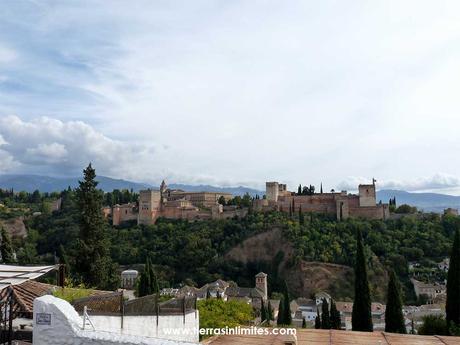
205,329 -> 460,345
11,280 -> 54,313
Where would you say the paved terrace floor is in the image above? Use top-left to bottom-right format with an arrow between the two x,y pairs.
204,329 -> 460,345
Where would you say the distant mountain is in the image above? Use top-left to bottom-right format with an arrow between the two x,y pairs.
168,183 -> 263,197
0,174 -> 264,197
377,189 -> 460,213
0,174 -> 151,193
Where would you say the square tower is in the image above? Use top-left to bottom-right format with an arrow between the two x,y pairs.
255,272 -> 268,301
138,189 -> 161,225
266,182 -> 279,202
359,184 -> 376,207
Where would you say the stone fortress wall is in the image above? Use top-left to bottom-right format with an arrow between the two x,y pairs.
110,179 -> 389,225
255,180 -> 389,220
112,181 -> 243,226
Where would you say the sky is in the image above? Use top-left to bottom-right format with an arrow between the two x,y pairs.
1,0 -> 460,193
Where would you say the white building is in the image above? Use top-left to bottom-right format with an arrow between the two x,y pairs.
121,270 -> 139,289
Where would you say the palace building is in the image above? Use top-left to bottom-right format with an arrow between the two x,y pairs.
111,181 -> 241,226
254,180 -> 389,220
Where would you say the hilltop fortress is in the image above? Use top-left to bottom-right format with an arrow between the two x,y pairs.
111,180 -> 246,226
108,179 -> 389,226
254,180 -> 390,220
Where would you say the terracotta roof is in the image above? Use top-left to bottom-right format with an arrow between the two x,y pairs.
205,329 -> 460,345
225,286 -> 264,299
335,301 -> 386,314
7,280 -> 54,313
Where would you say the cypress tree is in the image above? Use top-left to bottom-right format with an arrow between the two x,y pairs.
385,270 -> 406,334
330,299 -> 341,329
137,260 -> 150,297
299,205 -> 305,225
315,308 -> 321,329
446,229 -> 460,330
302,317 -> 307,328
58,244 -> 70,280
267,300 -> 274,321
277,296 -> 285,325
352,229 -> 373,332
261,299 -> 267,322
298,185 -> 302,195
75,164 -> 118,289
0,227 -> 14,264
148,257 -> 159,294
321,298 -> 331,329
282,281 -> 292,325
145,258 -> 151,295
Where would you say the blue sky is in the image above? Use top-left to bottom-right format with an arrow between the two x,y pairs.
1,1 -> 460,193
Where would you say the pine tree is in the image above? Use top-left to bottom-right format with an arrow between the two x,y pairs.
282,281 -> 292,325
0,227 -> 14,264
76,164 -> 118,289
315,308 -> 321,329
277,296 -> 285,325
302,317 -> 307,328
330,299 -> 341,329
385,270 -> 406,334
446,229 -> 460,330
261,299 -> 267,322
321,298 -> 331,329
298,185 -> 302,195
352,229 -> 373,332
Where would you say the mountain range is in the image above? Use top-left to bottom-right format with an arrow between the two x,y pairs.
1,174 -> 460,212
376,189 -> 460,213
0,174 -> 263,197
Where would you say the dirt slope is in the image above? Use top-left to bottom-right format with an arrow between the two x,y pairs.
225,228 -> 387,301
225,228 -> 293,267
0,217 -> 27,238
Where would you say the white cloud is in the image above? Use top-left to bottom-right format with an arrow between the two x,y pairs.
337,174 -> 460,194
0,45 -> 16,63
0,115 -> 161,180
26,143 -> 68,163
0,151 -> 18,173
1,2 -> 460,190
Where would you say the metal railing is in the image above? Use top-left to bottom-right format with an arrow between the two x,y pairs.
71,292 -> 197,329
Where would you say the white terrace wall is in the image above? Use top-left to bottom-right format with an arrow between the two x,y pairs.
89,313 -> 199,342
33,295 -> 197,345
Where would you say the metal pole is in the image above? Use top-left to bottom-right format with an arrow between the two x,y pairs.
156,294 -> 159,326
182,297 -> 186,324
8,289 -> 13,345
120,291 -> 124,330
83,306 -> 87,330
